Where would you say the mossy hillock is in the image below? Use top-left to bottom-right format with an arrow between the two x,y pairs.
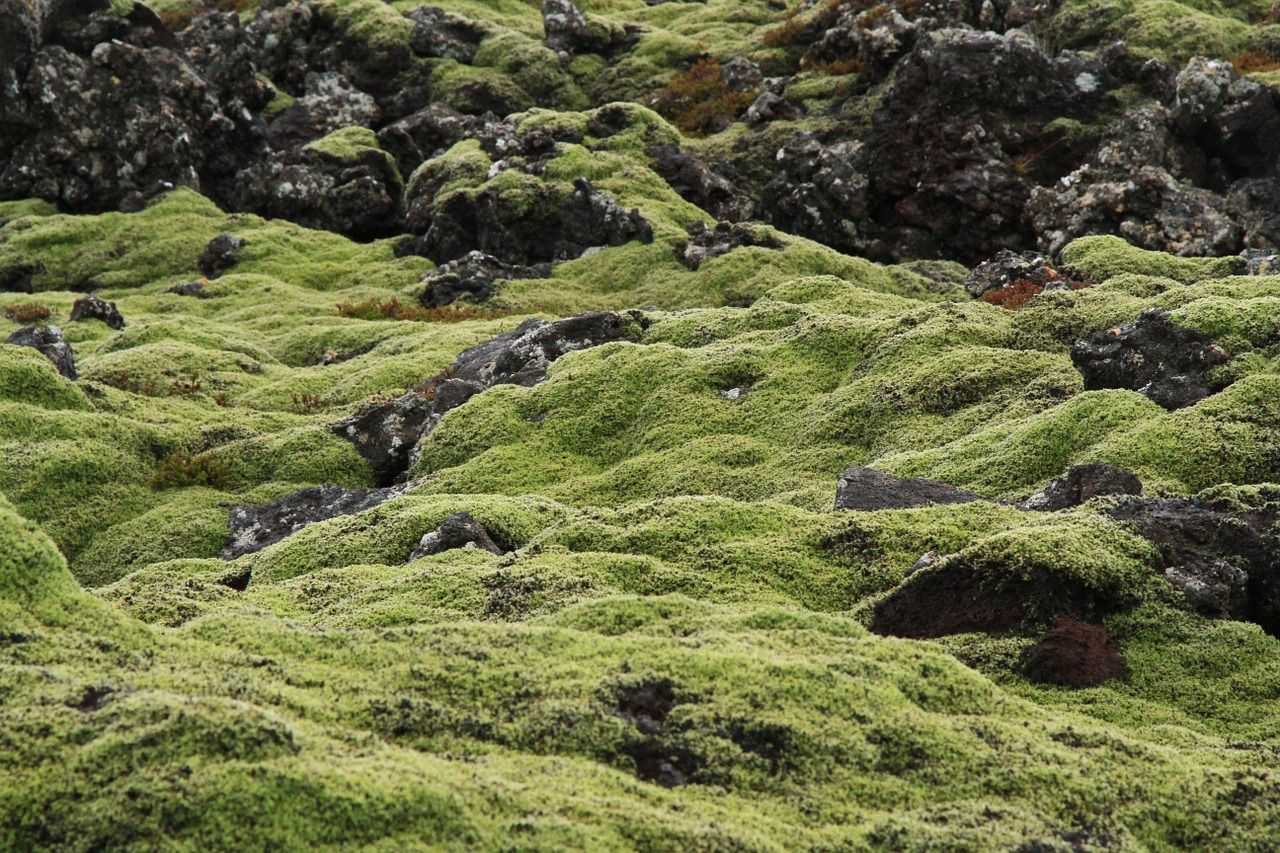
4,0 -> 1280,847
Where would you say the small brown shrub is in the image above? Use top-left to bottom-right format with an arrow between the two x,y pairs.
980,271 -> 1091,311
151,451 -> 234,490
1230,50 -> 1280,74
3,303 -> 52,324
335,297 -> 512,323
648,59 -> 758,137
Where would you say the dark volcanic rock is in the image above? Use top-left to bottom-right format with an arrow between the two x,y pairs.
870,557 -> 1119,639
6,325 -> 77,380
964,250 -> 1055,298
681,221 -> 783,270
541,0 -> 638,57
0,264 -> 41,294
409,5 -> 487,62
335,311 -> 642,483
198,233 -> 243,279
224,482 -> 416,559
410,176 -> 653,265
858,28 -> 1104,263
1021,620 -> 1125,687
69,295 -> 126,330
1070,309 -> 1232,410
834,465 -> 982,512
408,511 -> 505,561
378,105 -> 511,180
648,144 -> 754,223
265,72 -> 380,150
760,134 -> 871,259
226,131 -> 405,240
1022,464 -> 1144,511
419,251 -> 547,307
167,280 -> 209,297
1102,496 -> 1279,629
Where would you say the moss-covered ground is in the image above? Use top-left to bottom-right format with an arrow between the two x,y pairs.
5,0 -> 1280,848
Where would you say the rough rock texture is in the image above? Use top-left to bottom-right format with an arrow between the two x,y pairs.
1071,309 -> 1232,410
408,511 -> 505,561
964,250 -> 1057,298
378,105 -> 510,180
265,72 -> 380,150
5,325 -> 77,380
410,176 -> 654,265
541,0 -> 637,57
1102,497 -> 1279,630
681,220 -> 783,270
408,5 -> 486,62
418,251 -> 546,307
69,294 -> 125,330
870,556 -> 1121,639
226,133 -> 405,240
761,134 -> 870,259
223,482 -> 417,559
648,144 -> 754,223
1022,464 -> 1144,511
198,233 -> 243,278
1021,620 -> 1125,687
335,311 -> 642,482
834,465 -> 983,511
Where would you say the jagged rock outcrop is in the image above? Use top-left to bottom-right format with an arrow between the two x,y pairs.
198,233 -> 243,278
223,482 -> 419,559
834,465 -> 983,511
335,311 -> 643,483
1022,464 -> 1144,511
69,294 -> 126,330
6,325 -> 77,380
1071,309 -> 1232,410
407,511 -> 505,561
418,251 -> 547,307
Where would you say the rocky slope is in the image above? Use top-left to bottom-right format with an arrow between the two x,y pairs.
3,0 -> 1280,849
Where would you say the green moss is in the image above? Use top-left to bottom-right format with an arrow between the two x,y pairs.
0,346 -> 91,411
1061,235 -> 1247,284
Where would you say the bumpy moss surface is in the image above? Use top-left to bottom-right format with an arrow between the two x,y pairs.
5,0 -> 1280,848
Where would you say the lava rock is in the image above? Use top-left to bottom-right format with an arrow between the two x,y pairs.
198,233 -> 243,278
964,250 -> 1055,298
5,325 -> 77,380
1022,464 -> 1144,511
266,72 -> 380,150
1021,619 -> 1125,687
69,294 -> 126,330
410,175 -> 653,266
378,104 -> 511,180
223,483 -> 417,559
541,0 -> 638,56
1070,309 -> 1232,410
409,5 -> 487,62
226,132 -> 405,240
167,280 -> 209,297
419,251 -> 546,307
408,511 -> 505,561
744,91 -> 799,125
332,391 -> 443,486
648,144 -> 754,223
1102,495 -> 1279,628
1241,246 -> 1280,276
834,465 -> 983,511
681,220 -> 783,270
761,134 -> 871,258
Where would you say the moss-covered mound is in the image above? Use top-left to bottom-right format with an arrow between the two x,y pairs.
4,0 -> 1280,847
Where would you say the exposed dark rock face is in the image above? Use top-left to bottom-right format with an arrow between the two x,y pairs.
681,220 -> 783,270
418,251 -> 547,307
409,5 -> 486,62
648,144 -> 754,223
760,134 -> 870,259
834,465 -> 982,512
378,105 -> 511,180
1070,309 -> 1232,410
744,92 -> 799,125
0,265 -> 41,294
198,233 -> 243,279
226,134 -> 404,240
265,72 -> 380,150
857,29 -> 1105,263
335,311 -> 643,483
1101,496 -> 1280,631
408,511 -> 505,561
167,280 -> 209,298
870,558 -> 1120,639
1022,620 -> 1125,687
223,482 -> 417,559
964,250 -> 1056,298
408,176 -> 653,265
541,0 -> 638,57
5,325 -> 77,380
1022,464 -> 1144,511
69,294 -> 126,330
